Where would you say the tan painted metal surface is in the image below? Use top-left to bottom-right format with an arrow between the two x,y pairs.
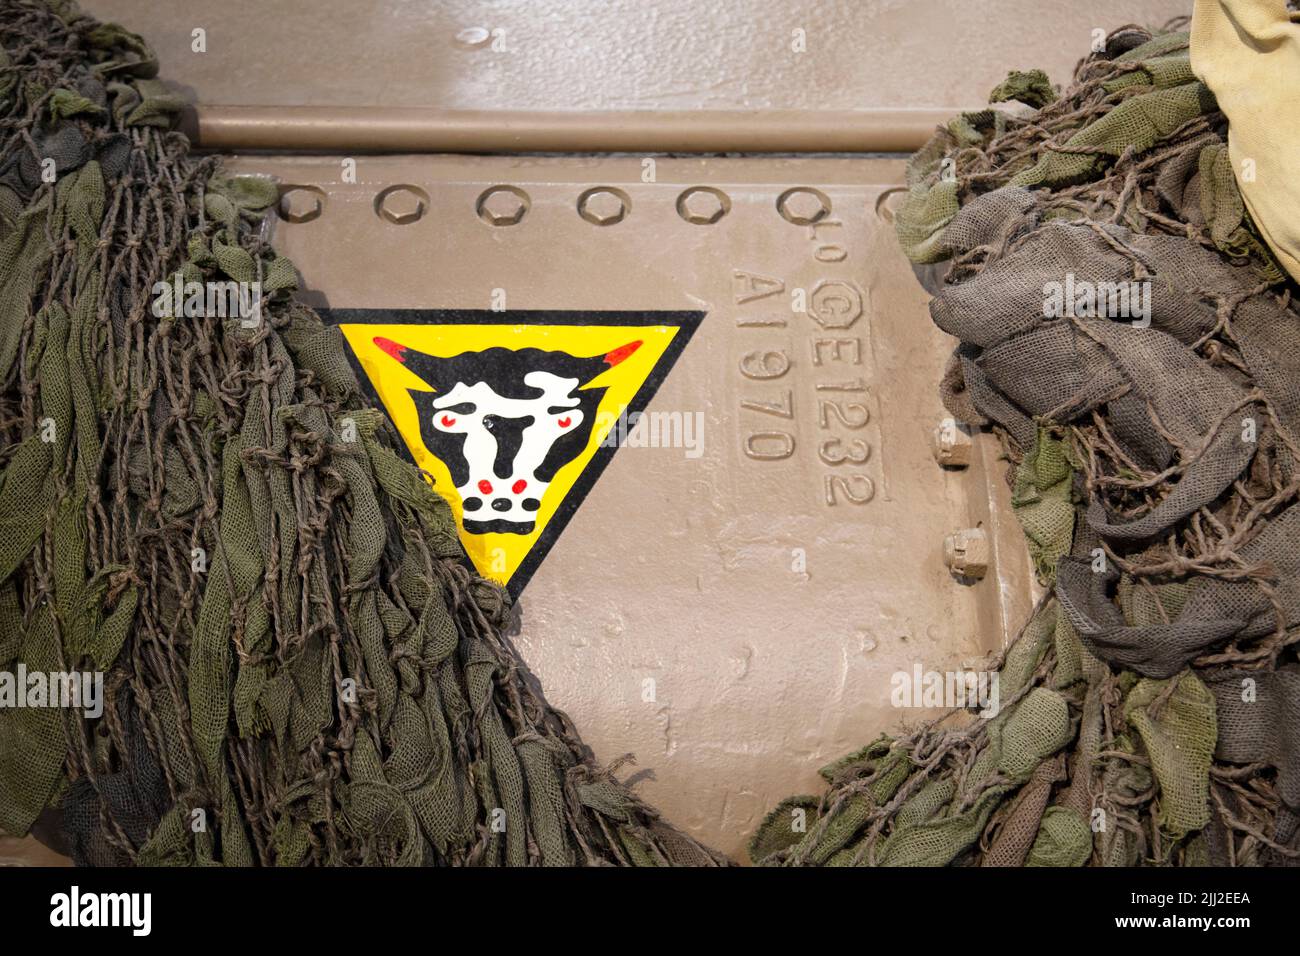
0,835 -> 72,867
220,153 -> 1039,858
32,0 -> 1186,864
85,0 -> 1190,152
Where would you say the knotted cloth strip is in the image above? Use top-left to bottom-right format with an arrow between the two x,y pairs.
755,19 -> 1300,867
0,0 -> 724,867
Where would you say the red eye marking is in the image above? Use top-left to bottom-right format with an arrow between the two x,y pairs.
440,415 -> 456,427
512,479 -> 527,494
375,337 -> 407,362
558,416 -> 571,428
604,341 -> 642,366
477,480 -> 493,495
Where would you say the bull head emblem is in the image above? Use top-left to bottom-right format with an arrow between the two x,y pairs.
375,337 -> 641,534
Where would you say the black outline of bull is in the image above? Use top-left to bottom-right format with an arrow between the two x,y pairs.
376,337 -> 641,534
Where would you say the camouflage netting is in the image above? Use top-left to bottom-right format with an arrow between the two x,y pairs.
0,0 -> 727,866
753,21 -> 1300,867
5,1 -> 1296,871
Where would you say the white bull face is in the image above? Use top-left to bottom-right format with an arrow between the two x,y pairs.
379,337 -> 639,537
429,372 -> 586,531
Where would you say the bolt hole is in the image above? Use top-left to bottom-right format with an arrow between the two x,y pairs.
577,186 -> 630,226
277,185 -> 325,224
476,185 -> 530,226
676,186 -> 731,225
374,184 -> 430,225
776,186 -> 832,226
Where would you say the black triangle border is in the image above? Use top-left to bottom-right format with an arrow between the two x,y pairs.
321,308 -> 707,599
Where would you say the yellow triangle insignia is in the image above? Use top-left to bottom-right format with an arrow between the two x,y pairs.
334,311 -> 703,595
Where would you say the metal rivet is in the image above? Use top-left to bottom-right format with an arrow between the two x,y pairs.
476,185 -> 530,226
931,417 -> 973,468
777,186 -> 831,226
676,186 -> 731,225
577,186 -> 630,226
374,184 -> 428,225
278,185 -> 325,224
943,528 -> 989,580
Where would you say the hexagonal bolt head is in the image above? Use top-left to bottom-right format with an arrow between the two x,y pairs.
477,185 -> 530,226
578,187 -> 629,226
677,187 -> 730,225
777,187 -> 831,225
944,528 -> 989,580
278,186 -> 324,224
931,417 -> 973,468
374,185 -> 428,225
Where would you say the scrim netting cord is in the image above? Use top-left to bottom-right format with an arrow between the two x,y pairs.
0,0 -> 725,866
752,19 -> 1300,868
3,1 -> 1297,869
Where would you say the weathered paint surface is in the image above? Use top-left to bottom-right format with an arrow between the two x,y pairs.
88,0 -> 1189,113
221,153 -> 1038,858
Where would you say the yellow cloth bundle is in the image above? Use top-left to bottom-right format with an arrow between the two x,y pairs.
1192,0 -> 1300,283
